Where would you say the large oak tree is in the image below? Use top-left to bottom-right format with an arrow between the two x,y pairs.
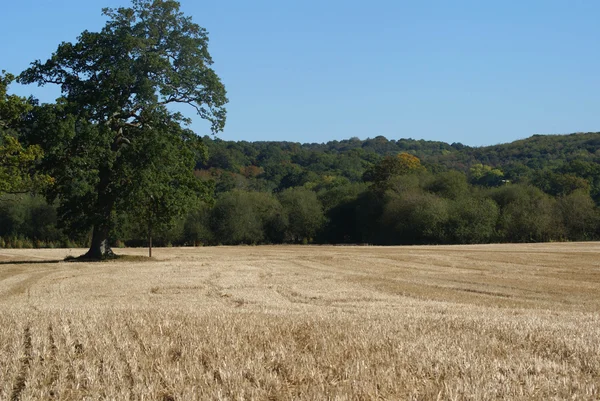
19,0 -> 227,258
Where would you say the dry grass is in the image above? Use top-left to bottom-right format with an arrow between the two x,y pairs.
0,243 -> 599,400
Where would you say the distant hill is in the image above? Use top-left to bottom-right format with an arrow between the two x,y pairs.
438,132 -> 600,169
201,132 -> 600,173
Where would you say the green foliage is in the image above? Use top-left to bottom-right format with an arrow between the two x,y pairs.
0,194 -> 66,244
386,173 -> 425,195
381,191 -> 449,244
426,171 -> 469,199
0,71 -> 52,194
278,187 -> 324,243
194,132 -> 600,207
183,202 -> 213,245
446,196 -> 499,244
18,0 -> 227,257
494,185 -> 557,242
195,132 -> 600,193
318,185 -> 376,244
0,135 -> 50,194
124,120 -> 213,243
0,71 -> 31,127
469,164 -> 504,187
364,153 -> 425,193
555,190 -> 599,241
210,191 -> 285,244
318,182 -> 368,211
532,170 -> 590,196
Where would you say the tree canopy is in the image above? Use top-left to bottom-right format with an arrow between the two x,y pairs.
18,0 -> 227,258
0,71 -> 51,195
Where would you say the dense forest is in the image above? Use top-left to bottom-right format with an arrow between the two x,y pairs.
2,132 -> 600,248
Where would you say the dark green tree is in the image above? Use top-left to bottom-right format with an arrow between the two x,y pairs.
318,183 -> 375,244
495,185 -> 557,242
124,120 -> 212,256
425,170 -> 469,199
532,169 -> 590,196
0,194 -> 62,244
183,201 -> 213,245
446,196 -> 499,243
555,190 -> 598,241
381,190 -> 449,244
210,191 -> 285,244
19,0 -> 227,258
278,187 -> 324,243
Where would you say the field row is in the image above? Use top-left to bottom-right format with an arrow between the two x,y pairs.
0,306 -> 598,400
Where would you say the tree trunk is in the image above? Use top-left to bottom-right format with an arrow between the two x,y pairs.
148,221 -> 152,258
83,162 -> 117,260
84,225 -> 115,259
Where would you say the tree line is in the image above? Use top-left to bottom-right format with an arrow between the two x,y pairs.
2,152 -> 599,248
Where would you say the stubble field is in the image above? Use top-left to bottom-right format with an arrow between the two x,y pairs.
0,243 -> 599,400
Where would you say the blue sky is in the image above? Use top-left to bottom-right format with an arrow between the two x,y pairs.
2,0 -> 599,146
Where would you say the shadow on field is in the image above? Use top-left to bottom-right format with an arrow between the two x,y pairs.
64,254 -> 154,263
0,254 -> 152,265
0,260 -> 62,265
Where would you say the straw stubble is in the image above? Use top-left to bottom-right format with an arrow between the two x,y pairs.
0,243 -> 598,400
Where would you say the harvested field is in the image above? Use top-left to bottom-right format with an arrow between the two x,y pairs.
0,243 -> 599,400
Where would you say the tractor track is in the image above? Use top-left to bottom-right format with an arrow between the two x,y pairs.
10,325 -> 32,401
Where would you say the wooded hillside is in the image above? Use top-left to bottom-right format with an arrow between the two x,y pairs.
3,132 -> 600,248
